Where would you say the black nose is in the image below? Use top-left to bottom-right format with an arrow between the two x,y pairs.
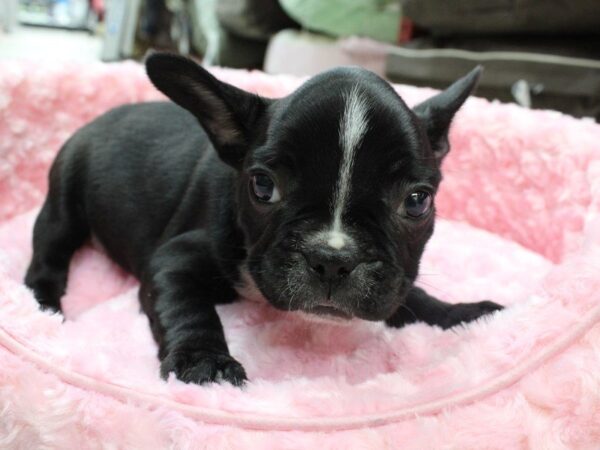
303,248 -> 359,283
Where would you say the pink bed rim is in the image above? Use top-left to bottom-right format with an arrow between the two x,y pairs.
1,61 -> 599,449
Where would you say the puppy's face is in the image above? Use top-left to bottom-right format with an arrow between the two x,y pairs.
238,70 -> 439,320
146,55 -> 481,321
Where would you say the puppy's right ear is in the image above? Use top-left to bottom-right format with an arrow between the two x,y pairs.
146,52 -> 269,168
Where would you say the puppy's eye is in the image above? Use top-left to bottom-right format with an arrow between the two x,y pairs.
251,174 -> 281,203
404,191 -> 432,218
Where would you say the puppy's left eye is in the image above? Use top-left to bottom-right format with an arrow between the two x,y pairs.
251,174 -> 281,203
404,191 -> 432,218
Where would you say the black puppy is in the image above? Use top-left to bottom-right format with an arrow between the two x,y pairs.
25,54 -> 502,386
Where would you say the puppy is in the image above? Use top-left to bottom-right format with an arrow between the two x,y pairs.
25,54 -> 502,386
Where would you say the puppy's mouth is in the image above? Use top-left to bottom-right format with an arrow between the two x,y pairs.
306,303 -> 353,319
249,251 -> 408,322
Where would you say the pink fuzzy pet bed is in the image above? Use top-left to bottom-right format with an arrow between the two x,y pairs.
1,61 -> 600,449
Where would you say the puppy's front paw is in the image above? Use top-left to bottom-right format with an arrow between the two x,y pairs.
160,349 -> 247,386
442,300 -> 503,329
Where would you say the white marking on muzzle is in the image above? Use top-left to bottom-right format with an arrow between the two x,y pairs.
328,85 -> 369,249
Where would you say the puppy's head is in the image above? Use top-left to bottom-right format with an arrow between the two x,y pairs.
146,54 -> 481,321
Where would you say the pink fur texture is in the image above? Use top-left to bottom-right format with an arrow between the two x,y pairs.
1,61 -> 600,449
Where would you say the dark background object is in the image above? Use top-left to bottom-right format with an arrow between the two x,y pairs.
387,0 -> 600,121
402,0 -> 600,36
214,0 -> 299,68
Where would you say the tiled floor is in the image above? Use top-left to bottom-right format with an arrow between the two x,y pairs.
0,25 -> 102,61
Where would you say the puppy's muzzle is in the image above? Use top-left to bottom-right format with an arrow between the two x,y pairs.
300,245 -> 365,318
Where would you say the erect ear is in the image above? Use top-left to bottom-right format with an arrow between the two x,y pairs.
413,66 -> 482,162
145,52 -> 269,168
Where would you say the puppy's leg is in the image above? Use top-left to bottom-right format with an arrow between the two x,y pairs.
140,230 -> 246,386
25,193 -> 89,312
386,286 -> 503,330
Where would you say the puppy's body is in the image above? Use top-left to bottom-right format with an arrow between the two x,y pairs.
25,55 -> 502,386
53,102 -> 236,279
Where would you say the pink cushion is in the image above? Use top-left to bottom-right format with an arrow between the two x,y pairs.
1,61 -> 599,448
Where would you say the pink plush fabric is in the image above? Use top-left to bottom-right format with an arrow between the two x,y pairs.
1,61 -> 600,449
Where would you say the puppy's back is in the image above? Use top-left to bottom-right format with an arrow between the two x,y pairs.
51,101 -> 214,275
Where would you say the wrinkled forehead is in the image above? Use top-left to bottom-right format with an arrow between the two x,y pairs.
247,72 -> 439,214
257,75 -> 423,179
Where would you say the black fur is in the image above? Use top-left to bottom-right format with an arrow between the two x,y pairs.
25,54 -> 502,386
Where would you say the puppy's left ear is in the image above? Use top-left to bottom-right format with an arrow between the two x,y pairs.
145,52 -> 270,168
413,66 -> 482,162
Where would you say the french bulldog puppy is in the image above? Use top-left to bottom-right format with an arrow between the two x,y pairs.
25,53 -> 502,386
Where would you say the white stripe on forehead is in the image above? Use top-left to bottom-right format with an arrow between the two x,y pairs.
327,85 -> 370,250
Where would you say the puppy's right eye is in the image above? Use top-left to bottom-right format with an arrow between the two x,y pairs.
251,174 -> 281,203
403,191 -> 432,218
